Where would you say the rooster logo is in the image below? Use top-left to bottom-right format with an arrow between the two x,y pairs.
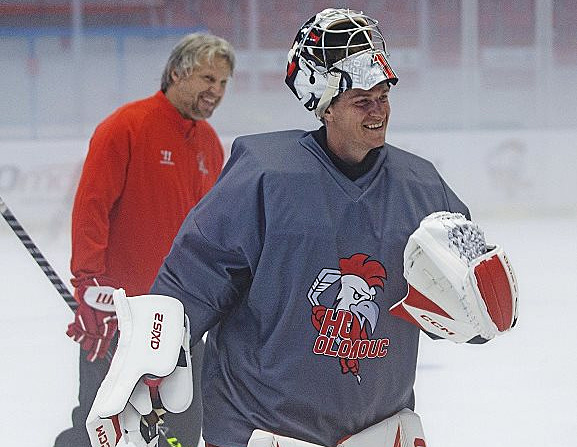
309,253 -> 389,383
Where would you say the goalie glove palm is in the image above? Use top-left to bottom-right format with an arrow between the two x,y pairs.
390,212 -> 518,343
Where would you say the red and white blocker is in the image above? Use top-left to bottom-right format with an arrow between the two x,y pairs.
86,289 -> 193,447
390,212 -> 519,343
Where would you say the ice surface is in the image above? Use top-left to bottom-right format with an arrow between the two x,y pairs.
1,204 -> 576,446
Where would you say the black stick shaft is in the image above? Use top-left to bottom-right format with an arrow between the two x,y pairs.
0,195 -> 117,360
0,195 -> 77,309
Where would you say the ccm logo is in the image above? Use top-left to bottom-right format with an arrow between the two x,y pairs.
150,313 -> 164,350
95,425 -> 111,447
420,314 -> 455,336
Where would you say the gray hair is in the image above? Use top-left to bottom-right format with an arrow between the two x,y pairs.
161,33 -> 235,92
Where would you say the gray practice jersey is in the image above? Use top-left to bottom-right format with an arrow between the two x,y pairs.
151,129 -> 469,447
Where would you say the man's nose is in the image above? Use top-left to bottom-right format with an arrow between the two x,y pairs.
209,82 -> 225,97
368,100 -> 386,117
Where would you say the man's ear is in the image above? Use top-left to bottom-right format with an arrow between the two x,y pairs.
170,69 -> 180,83
323,106 -> 334,122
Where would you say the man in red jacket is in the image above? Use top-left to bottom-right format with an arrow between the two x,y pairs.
54,33 -> 235,447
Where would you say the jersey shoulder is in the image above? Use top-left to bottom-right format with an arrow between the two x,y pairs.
385,143 -> 442,181
386,144 -> 469,215
233,129 -> 307,152
229,130 -> 310,168
386,143 -> 436,169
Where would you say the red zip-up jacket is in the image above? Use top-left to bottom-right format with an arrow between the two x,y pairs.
71,91 -> 224,296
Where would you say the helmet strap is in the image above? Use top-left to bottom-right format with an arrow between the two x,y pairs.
315,71 -> 342,119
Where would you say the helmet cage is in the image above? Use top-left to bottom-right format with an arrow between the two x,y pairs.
286,9 -> 398,118
301,13 -> 385,73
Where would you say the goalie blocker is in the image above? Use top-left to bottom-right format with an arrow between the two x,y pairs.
86,289 -> 193,447
390,212 -> 518,343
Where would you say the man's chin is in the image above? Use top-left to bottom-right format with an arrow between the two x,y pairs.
190,110 -> 214,120
370,136 -> 386,148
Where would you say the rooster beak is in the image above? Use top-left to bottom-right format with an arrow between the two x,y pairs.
350,300 -> 379,334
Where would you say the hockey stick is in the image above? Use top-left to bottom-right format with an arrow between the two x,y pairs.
0,195 -> 187,447
0,195 -> 115,366
0,195 -> 77,310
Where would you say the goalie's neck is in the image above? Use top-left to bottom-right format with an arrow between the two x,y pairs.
311,126 -> 381,181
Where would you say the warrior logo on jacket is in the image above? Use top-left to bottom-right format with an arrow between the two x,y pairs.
309,253 -> 389,383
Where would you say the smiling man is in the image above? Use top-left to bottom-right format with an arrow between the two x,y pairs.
324,82 -> 391,164
164,46 -> 232,120
82,8 -> 517,447
55,33 -> 234,447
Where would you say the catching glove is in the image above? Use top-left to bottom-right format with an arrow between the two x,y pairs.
390,212 -> 518,343
66,276 -> 119,362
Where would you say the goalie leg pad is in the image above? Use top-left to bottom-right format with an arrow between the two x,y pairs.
86,413 -> 121,447
245,409 -> 425,447
338,408 -> 426,447
87,402 -> 159,447
247,430 -> 324,447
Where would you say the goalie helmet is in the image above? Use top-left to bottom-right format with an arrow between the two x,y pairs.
285,8 -> 398,119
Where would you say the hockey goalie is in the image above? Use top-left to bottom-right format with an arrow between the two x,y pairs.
82,7 -> 520,445
84,211 -> 518,447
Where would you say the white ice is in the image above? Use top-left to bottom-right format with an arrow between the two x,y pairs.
1,203 -> 576,447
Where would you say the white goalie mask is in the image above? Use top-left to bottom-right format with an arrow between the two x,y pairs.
285,8 -> 398,119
